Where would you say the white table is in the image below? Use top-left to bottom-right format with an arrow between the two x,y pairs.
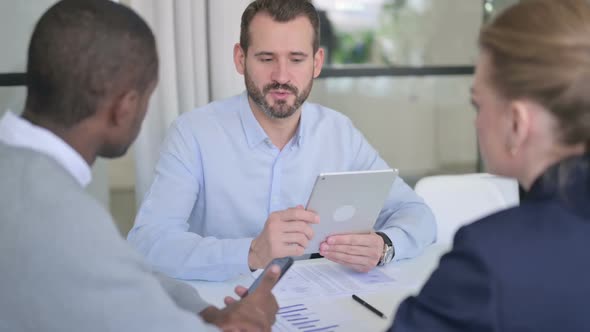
186,243 -> 449,332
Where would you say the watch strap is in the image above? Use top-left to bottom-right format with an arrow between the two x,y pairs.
375,232 -> 394,266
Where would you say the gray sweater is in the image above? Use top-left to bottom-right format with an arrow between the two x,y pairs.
0,143 -> 216,331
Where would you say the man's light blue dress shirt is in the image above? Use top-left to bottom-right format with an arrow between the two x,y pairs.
128,92 -> 436,281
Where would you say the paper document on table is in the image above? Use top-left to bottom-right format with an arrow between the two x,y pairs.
271,262 -> 395,301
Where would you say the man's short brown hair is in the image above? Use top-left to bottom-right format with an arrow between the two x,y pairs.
240,0 -> 320,54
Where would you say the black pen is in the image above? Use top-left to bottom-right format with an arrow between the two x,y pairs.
352,294 -> 387,319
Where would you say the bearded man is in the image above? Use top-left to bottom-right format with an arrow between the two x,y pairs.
128,0 -> 436,281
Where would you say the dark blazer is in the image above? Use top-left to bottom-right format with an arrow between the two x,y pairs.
390,154 -> 590,332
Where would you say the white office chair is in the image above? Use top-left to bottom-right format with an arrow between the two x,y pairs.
415,173 -> 520,245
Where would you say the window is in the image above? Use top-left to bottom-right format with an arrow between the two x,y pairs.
315,0 -> 481,67
310,0 -> 519,183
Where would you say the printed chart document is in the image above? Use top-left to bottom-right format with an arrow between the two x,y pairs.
261,260 -> 421,331
272,263 -> 394,300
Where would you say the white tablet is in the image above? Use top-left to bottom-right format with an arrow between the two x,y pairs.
304,169 -> 398,254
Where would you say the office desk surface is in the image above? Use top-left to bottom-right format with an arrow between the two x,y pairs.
186,243 -> 449,332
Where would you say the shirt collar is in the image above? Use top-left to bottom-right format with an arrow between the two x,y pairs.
238,91 -> 306,149
293,102 -> 305,148
239,92 -> 269,148
0,111 -> 92,187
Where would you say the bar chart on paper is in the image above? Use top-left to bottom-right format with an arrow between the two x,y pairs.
267,260 -> 408,331
273,303 -> 339,332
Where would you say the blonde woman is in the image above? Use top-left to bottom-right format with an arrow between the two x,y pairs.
390,0 -> 590,330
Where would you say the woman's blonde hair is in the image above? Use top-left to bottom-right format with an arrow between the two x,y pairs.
479,0 -> 590,149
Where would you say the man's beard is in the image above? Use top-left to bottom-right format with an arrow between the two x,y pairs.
245,69 -> 313,119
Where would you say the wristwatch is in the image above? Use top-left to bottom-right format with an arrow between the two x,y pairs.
375,232 -> 395,266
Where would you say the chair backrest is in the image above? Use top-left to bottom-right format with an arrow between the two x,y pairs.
415,173 -> 519,245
